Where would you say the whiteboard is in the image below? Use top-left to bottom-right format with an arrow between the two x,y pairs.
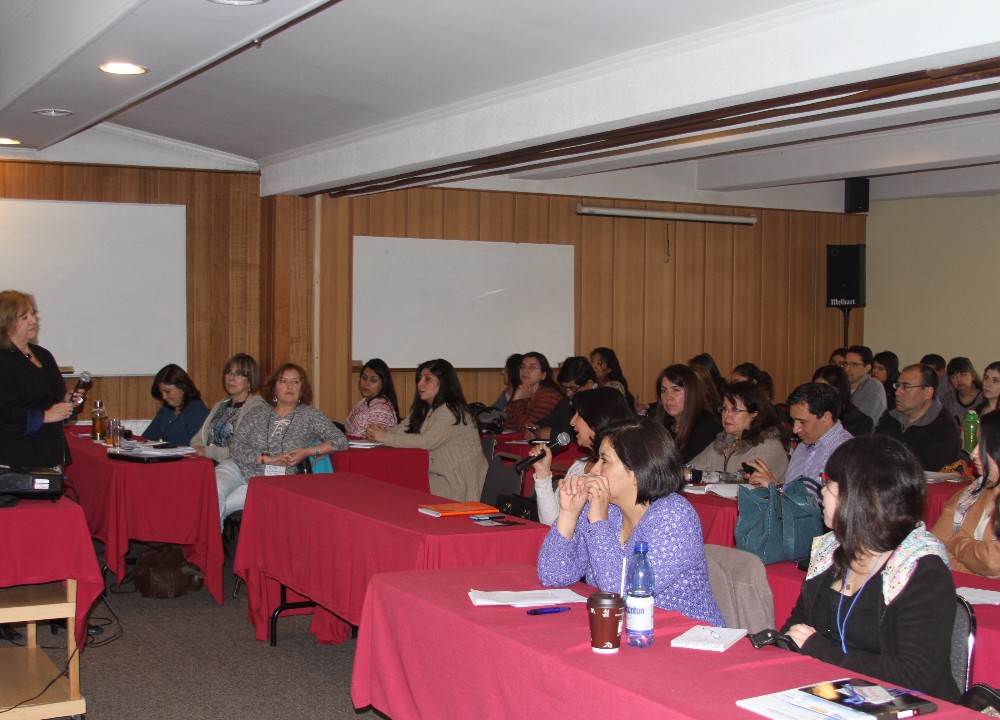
352,236 -> 574,368
0,199 -> 186,375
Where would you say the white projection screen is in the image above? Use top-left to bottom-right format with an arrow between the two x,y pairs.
0,199 -> 187,376
352,235 -> 574,368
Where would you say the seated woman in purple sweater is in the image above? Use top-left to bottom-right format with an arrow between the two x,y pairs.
537,418 -> 724,626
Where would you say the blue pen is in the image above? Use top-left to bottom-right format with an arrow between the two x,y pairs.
526,606 -> 571,615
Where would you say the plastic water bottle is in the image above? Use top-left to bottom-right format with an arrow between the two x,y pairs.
625,541 -> 655,648
963,411 -> 979,455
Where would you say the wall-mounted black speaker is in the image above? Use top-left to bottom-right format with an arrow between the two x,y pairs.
826,245 -> 865,309
844,177 -> 869,214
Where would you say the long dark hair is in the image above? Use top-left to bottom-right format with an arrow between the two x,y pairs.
406,358 -> 472,433
722,381 -> 788,450
589,346 -> 634,407
601,418 -> 683,505
812,364 -> 857,419
731,362 -> 774,401
521,351 -> 561,393
948,356 -> 983,391
360,358 -> 399,418
824,436 -> 925,580
977,361 -> 1000,416
974,412 -> 1000,538
873,351 -> 900,386
652,364 -> 717,452
571,386 -> 633,461
150,364 -> 202,408
689,352 -> 727,401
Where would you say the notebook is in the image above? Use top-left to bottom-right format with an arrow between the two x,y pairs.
670,625 -> 746,651
417,501 -> 499,517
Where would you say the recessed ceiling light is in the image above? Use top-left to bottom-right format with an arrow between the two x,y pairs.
0,138 -> 22,145
99,62 -> 148,75
33,108 -> 73,118
208,0 -> 269,4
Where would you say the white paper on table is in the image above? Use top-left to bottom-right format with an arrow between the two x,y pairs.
925,471 -> 961,483
957,587 -> 1000,605
468,589 -> 589,607
348,440 -> 383,449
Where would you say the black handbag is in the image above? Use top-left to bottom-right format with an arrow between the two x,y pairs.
495,493 -> 539,522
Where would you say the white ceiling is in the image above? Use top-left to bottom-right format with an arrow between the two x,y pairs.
3,0 -> 1000,202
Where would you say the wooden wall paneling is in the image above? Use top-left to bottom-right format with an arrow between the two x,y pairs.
352,196 -> 371,237
513,194 -> 550,244
814,214 -> 849,361
730,218 -> 764,372
577,205 -> 615,355
479,192 -> 515,242
758,210 -> 791,400
317,196 -> 354,418
844,214 -> 866,347
442,190 -> 480,240
702,213 -> 736,377
640,219 -> 674,405
786,212 -> 819,389
547,195 -> 583,347
609,203 -> 646,399
368,191 -> 408,237
671,206 -> 708,364
260,195 -> 312,374
406,187 -> 444,239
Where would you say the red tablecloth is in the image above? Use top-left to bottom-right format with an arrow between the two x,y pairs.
233,474 -> 550,644
684,490 -> 738,547
925,481 -> 970,529
351,563 -> 978,720
63,433 -> 224,604
766,562 -> 1000,689
0,497 -> 104,648
331,445 -> 429,492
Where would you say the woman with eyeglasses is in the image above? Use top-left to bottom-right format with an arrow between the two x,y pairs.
782,436 -> 960,701
933,412 -> 1000,578
978,361 -> 1000,418
650,364 -> 722,464
687,381 -> 789,483
344,358 -> 399,437
227,363 -> 347,521
524,356 -> 599,442
504,351 -> 564,432
191,354 -> 268,521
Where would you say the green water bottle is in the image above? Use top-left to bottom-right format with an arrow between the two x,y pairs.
962,411 -> 979,454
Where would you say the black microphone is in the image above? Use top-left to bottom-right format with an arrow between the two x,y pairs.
514,432 -> 571,473
68,371 -> 92,418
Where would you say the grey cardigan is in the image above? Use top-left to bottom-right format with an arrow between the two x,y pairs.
190,393 -> 268,463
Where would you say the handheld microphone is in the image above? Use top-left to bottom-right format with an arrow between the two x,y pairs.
514,432 -> 571,473
68,371 -> 92,417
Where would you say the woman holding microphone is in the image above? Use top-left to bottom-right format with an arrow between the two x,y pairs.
0,290 -> 83,468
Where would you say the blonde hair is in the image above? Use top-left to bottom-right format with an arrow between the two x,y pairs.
0,290 -> 37,351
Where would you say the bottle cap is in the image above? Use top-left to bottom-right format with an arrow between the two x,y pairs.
634,540 -> 649,553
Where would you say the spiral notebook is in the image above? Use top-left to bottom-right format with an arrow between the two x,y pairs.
670,625 -> 746,651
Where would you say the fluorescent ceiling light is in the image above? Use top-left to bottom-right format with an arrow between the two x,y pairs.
577,204 -> 757,226
0,138 -> 22,145
33,109 -> 73,117
100,62 -> 148,75
207,0 -> 269,4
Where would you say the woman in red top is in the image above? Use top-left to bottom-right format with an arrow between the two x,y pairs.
504,351 -> 563,431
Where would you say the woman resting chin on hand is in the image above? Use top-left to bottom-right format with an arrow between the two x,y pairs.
538,418 -> 724,627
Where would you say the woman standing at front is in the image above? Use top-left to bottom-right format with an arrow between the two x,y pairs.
368,359 -> 487,502
0,290 -> 81,468
781,436 -> 959,701
227,364 -> 347,519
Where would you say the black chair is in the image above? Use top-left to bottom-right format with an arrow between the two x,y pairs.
479,431 -> 496,461
952,595 -> 977,695
960,682 -> 1000,713
480,456 -> 522,508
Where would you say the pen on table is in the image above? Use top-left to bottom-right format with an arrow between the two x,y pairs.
526,607 -> 571,615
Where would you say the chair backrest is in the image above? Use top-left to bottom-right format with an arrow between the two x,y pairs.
951,595 -> 977,695
704,544 -> 775,633
480,457 -> 521,507
480,432 -> 497,461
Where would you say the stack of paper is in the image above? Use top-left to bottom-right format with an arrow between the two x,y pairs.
468,589 -> 588,607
